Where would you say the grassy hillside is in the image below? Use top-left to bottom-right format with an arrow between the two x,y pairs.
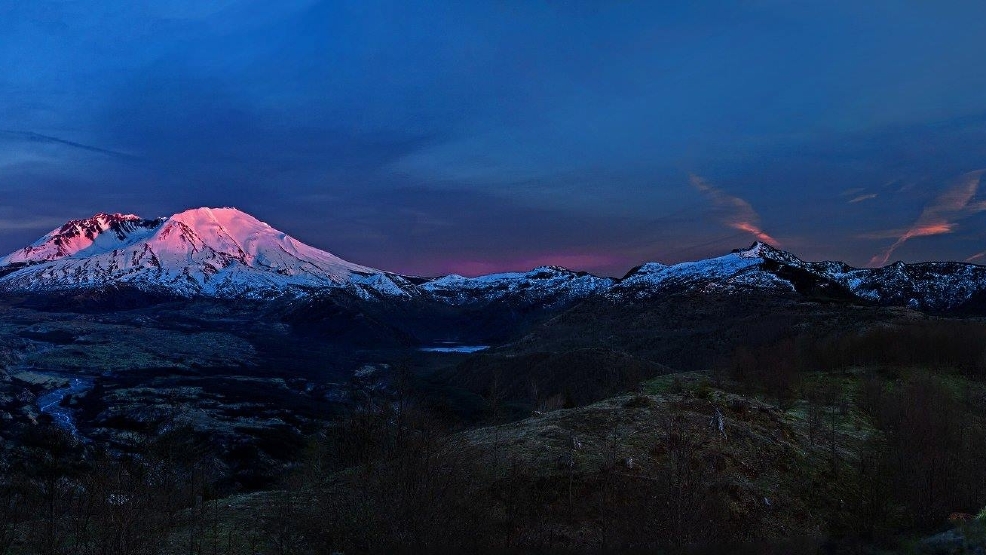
43,364 -> 975,554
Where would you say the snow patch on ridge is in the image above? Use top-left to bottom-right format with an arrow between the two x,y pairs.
611,250 -> 777,299
422,266 -> 614,306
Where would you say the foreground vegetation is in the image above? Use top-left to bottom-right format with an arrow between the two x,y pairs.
4,317 -> 986,553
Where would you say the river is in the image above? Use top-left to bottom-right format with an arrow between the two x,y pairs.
36,377 -> 94,438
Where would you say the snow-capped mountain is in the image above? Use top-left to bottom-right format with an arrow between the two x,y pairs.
610,243 -> 797,300
4,208 -> 986,313
421,266 -> 614,307
611,242 -> 986,312
0,207 -> 415,299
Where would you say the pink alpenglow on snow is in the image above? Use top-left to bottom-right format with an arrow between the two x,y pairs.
0,207 -> 413,299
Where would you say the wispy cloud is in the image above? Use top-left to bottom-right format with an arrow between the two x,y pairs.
840,187 -> 878,204
690,174 -> 779,246
849,193 -> 877,204
869,169 -> 986,267
0,129 -> 138,160
857,228 -> 916,240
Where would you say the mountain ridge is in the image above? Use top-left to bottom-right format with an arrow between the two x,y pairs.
2,208 -> 986,313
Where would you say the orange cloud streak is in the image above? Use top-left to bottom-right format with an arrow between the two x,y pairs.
869,170 -> 986,267
690,174 -> 779,246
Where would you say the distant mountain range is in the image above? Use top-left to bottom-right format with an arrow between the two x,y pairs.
2,207 -> 986,313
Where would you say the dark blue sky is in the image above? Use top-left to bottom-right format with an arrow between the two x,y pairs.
2,1 -> 986,276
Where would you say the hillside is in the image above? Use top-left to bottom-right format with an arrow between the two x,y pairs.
27,362 -> 978,555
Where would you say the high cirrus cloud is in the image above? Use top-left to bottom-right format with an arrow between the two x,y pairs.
869,170 -> 986,267
0,129 -> 138,160
849,193 -> 877,204
690,174 -> 779,246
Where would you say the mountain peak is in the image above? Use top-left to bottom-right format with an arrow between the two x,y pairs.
0,207 -> 412,298
0,212 -> 163,266
736,241 -> 777,256
170,206 -> 266,226
733,241 -> 804,266
57,212 -> 150,238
